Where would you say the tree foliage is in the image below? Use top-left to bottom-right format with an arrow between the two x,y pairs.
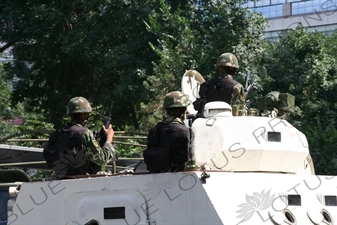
140,0 -> 267,129
262,26 -> 337,174
0,63 -> 11,118
0,0 -> 160,130
0,0 -> 267,131
146,0 -> 266,84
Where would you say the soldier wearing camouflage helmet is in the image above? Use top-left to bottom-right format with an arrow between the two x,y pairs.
163,91 -> 190,110
193,53 -> 246,116
44,96 -> 116,178
143,91 -> 189,173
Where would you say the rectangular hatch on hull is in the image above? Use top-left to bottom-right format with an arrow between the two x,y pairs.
325,196 -> 337,206
267,132 -> 281,142
288,195 -> 301,206
64,189 -> 149,225
104,207 -> 125,219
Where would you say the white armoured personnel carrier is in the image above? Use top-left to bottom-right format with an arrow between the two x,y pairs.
0,70 -> 336,225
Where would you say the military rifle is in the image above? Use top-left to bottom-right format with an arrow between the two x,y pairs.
244,70 -> 254,110
185,118 -> 198,170
99,101 -> 113,147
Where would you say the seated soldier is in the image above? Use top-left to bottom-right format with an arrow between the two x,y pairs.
143,91 -> 189,173
43,96 -> 117,178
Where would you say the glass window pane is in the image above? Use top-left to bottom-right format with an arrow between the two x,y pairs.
254,7 -> 262,13
292,2 -> 299,15
276,4 -> 282,16
247,1 -> 255,7
326,24 -> 337,30
304,1 -> 312,7
316,26 -> 326,32
271,0 -> 286,4
262,6 -> 269,13
298,7 -> 305,13
306,6 -> 314,13
262,0 -> 270,6
270,11 -> 277,17
307,27 -> 315,32
312,0 -> 321,7
292,2 -> 306,15
256,0 -> 263,7
297,1 -> 305,8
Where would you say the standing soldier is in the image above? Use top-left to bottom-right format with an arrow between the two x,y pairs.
193,53 -> 246,116
43,96 -> 117,178
143,91 -> 189,173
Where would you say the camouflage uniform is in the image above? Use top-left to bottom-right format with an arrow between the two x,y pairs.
194,53 -> 246,116
58,97 -> 116,176
143,91 -> 189,172
231,87 -> 246,116
78,123 -> 115,166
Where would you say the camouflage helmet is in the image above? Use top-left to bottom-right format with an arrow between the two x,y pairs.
67,96 -> 92,114
216,53 -> 239,69
163,91 -> 190,109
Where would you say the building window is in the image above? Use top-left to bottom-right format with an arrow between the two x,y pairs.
256,0 -> 272,7
249,0 -> 337,18
271,0 -> 286,4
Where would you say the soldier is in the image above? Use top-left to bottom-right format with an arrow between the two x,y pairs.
44,96 -> 116,178
193,53 -> 246,116
143,91 -> 189,173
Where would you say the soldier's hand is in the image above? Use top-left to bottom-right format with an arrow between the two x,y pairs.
102,124 -> 114,143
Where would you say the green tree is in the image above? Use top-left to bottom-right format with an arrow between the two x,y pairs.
141,0 -> 267,129
0,62 -> 11,118
262,26 -> 337,126
0,0 -> 161,130
262,26 -> 337,174
0,59 -> 54,148
303,117 -> 337,175
0,0 -> 267,132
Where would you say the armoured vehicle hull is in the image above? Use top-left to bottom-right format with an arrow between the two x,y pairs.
5,171 -> 337,225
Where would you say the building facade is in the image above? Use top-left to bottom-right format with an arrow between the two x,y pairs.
242,0 -> 337,40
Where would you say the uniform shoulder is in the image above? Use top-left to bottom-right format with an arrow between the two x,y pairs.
233,82 -> 244,89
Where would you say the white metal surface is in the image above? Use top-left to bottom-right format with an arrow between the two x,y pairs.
203,101 -> 232,117
8,172 -> 337,225
192,113 -> 313,175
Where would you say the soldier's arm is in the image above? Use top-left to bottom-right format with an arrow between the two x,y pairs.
231,83 -> 246,116
81,130 -> 116,165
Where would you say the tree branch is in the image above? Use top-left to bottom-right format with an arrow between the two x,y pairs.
0,43 -> 13,53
